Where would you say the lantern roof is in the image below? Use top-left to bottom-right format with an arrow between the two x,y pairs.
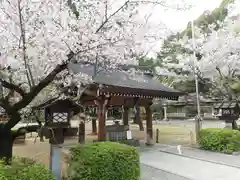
32,95 -> 83,114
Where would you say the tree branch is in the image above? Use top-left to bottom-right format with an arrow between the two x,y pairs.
95,0 -> 130,33
0,98 -> 12,113
3,63 -> 67,130
130,0 -> 189,10
188,64 -> 230,99
14,63 -> 68,111
0,79 -> 25,97
232,69 -> 237,78
104,0 -> 108,22
216,66 -> 223,78
215,67 -> 233,99
75,38 -> 123,56
17,0 -> 34,87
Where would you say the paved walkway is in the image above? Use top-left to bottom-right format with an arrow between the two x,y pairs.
62,144 -> 240,180
141,149 -> 240,180
154,144 -> 240,168
141,164 -> 191,180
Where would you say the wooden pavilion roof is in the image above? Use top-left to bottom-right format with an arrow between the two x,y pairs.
68,62 -> 183,100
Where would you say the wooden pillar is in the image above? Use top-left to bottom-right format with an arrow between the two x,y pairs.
95,96 -> 110,141
96,98 -> 105,141
90,106 -> 97,135
145,103 -> 153,145
103,105 -> 108,124
133,97 -> 144,131
123,106 -> 129,126
134,106 -> 140,124
92,118 -> 97,135
78,121 -> 85,144
163,106 -> 168,121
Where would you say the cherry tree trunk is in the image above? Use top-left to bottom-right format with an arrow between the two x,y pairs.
0,128 -> 14,163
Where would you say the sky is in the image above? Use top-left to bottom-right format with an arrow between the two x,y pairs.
149,0 -> 223,31
141,0 -> 223,57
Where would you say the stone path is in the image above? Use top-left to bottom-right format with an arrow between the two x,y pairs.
62,144 -> 240,180
141,150 -> 240,180
141,164 -> 191,180
155,144 -> 240,168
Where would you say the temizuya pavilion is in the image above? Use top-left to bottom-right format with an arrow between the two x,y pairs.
68,62 -> 183,141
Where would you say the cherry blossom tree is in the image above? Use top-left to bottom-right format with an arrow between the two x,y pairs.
163,0 -> 240,98
165,1 -> 240,128
187,1 -> 240,99
0,0 -> 191,160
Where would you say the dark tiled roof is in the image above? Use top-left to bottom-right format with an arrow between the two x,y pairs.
213,101 -> 238,109
68,63 -> 182,96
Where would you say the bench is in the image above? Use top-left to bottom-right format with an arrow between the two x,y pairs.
14,134 -> 26,144
167,113 -> 186,119
203,113 -> 217,120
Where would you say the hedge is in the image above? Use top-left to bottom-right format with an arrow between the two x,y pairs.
66,142 -> 140,180
199,128 -> 240,153
0,157 -> 55,180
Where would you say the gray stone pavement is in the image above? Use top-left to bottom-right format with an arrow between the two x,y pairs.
154,119 -> 240,129
154,144 -> 240,168
141,164 -> 191,180
141,149 -> 240,180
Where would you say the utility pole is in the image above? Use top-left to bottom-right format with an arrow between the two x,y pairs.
191,20 -> 202,141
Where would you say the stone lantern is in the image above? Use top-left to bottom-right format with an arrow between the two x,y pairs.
214,101 -> 240,128
33,97 -> 83,180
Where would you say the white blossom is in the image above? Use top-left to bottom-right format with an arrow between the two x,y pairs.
0,0 -> 191,117
175,1 -> 240,79
0,0 -> 189,88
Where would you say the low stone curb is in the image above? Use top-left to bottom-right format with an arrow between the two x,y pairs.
232,151 -> 240,155
158,149 -> 240,169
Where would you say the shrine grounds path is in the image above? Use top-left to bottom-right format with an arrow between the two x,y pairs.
14,141 -> 240,180
140,144 -> 240,180
13,120 -> 240,179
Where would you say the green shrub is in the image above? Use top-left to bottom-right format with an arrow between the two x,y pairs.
67,142 -> 140,180
18,163 -> 56,180
199,128 -> 240,153
0,157 -> 55,180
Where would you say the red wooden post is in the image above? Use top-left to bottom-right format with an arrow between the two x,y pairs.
95,96 -> 110,141
123,106 -> 129,126
96,97 -> 105,141
78,121 -> 85,144
92,118 -> 97,135
145,103 -> 153,145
